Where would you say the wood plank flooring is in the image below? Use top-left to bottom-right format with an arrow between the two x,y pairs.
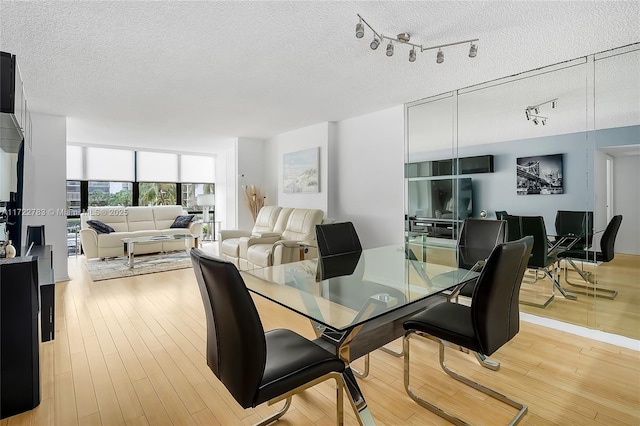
2,246 -> 639,425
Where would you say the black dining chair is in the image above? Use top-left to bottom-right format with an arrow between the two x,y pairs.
402,236 -> 534,425
519,215 -> 576,307
495,210 -> 509,220
556,215 -> 622,299
315,221 -> 362,256
315,221 -> 405,377
26,225 -> 46,246
504,214 -> 522,242
190,249 -> 348,425
554,210 -> 594,251
454,218 -> 507,298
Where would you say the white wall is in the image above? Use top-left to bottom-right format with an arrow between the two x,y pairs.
0,149 -> 17,200
237,138 -> 266,231
333,105 -> 405,248
613,155 -> 640,254
261,106 -> 405,249
22,112 -> 69,281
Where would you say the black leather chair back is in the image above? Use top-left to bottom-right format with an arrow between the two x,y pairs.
457,219 -> 506,269
495,211 -> 508,220
600,215 -> 623,262
503,215 -> 522,242
555,210 -> 594,250
519,216 -> 551,268
316,222 -> 362,256
471,236 -> 534,355
190,249 -> 266,409
26,225 -> 45,246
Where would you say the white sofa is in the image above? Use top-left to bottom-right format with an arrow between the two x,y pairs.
80,205 -> 203,259
218,206 -> 324,270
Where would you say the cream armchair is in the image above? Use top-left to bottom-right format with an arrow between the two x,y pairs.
245,208 -> 324,270
218,206 -> 283,268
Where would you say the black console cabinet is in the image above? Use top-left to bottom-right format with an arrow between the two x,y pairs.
0,256 -> 40,418
0,245 -> 55,419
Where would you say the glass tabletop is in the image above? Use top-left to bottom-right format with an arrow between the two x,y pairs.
121,234 -> 196,244
242,244 -> 478,332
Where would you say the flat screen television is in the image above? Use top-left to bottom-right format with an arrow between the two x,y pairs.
408,177 -> 473,220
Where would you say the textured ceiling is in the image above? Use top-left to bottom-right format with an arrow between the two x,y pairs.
1,1 -> 639,153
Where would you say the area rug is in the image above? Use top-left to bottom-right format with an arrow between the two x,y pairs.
85,253 -> 192,282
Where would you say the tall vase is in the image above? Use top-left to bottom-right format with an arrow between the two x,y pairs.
5,240 -> 16,258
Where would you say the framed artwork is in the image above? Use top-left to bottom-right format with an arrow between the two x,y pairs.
283,147 -> 319,193
516,153 -> 564,195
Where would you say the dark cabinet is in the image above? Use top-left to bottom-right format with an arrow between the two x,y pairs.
0,245 -> 55,419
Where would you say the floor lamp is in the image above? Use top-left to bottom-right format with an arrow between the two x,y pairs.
197,193 -> 216,240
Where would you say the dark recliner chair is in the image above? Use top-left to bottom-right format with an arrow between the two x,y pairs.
402,236 -> 534,425
190,249 -> 348,425
26,225 -> 46,247
519,216 -> 577,307
556,215 -> 622,299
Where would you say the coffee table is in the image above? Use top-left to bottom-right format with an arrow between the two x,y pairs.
121,234 -> 198,269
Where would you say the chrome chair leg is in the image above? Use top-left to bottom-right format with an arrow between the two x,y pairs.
254,397 -> 292,426
404,332 -> 527,425
473,351 -> 500,371
380,345 -> 404,357
563,259 -> 618,299
352,353 -> 370,378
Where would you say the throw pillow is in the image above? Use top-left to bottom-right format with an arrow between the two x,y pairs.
87,220 -> 115,234
170,215 -> 195,229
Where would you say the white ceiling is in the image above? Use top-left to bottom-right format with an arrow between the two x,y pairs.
1,1 -> 638,153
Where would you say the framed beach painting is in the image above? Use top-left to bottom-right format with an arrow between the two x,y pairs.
283,147 -> 319,193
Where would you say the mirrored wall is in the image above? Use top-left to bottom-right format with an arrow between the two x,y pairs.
406,44 -> 640,339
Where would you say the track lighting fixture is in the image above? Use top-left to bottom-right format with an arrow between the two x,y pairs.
525,98 -> 558,126
370,36 -> 380,50
355,14 -> 479,64
386,41 -> 394,57
356,20 -> 364,39
469,43 -> 477,58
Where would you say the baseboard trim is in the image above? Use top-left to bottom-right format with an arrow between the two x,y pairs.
521,312 -> 640,351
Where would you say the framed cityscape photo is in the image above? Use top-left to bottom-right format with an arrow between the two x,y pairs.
516,153 -> 563,195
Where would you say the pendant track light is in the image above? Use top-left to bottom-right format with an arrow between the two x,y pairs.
524,98 -> 558,126
354,14 -> 479,65
370,36 -> 380,50
386,41 -> 394,57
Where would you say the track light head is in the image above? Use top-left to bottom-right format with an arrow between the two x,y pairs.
533,118 -> 539,125
409,48 -> 416,62
534,107 -> 539,114
552,100 -> 557,108
370,36 -> 380,50
436,49 -> 444,64
356,21 -> 364,38
542,119 -> 547,126
386,42 -> 394,57
469,43 -> 477,58
525,109 -> 531,120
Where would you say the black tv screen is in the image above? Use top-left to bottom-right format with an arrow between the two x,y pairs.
409,178 -> 473,220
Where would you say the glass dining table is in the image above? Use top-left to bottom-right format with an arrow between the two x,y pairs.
241,243 -> 478,425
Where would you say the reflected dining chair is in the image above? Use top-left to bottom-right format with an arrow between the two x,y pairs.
190,249 -> 348,425
26,225 -> 46,247
402,236 -> 534,425
556,215 -> 622,299
519,215 -> 576,307
554,210 -> 594,251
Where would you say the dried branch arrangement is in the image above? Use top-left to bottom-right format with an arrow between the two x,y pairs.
243,184 -> 265,222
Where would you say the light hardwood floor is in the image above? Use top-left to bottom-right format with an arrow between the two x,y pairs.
2,247 -> 639,425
